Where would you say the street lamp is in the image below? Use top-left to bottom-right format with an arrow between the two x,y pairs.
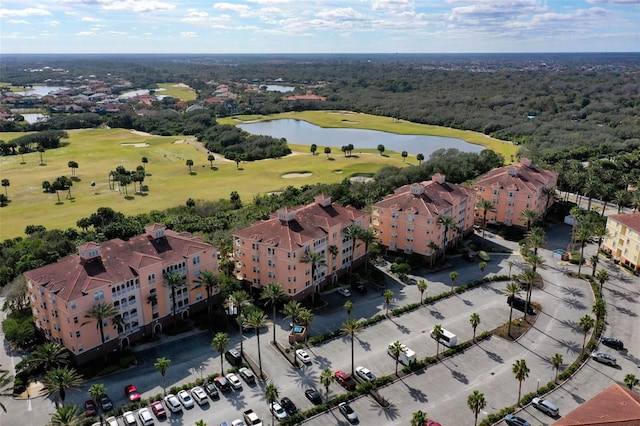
537,379 -> 540,393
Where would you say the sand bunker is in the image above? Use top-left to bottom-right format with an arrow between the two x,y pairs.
130,130 -> 151,136
341,120 -> 359,124
282,172 -> 312,178
174,139 -> 185,144
350,176 -> 373,183
121,143 -> 150,148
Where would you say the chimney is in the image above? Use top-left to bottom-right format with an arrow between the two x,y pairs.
314,193 -> 332,207
520,158 -> 532,167
410,184 -> 425,196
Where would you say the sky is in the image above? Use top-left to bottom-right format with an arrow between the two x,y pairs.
1,0 -> 639,54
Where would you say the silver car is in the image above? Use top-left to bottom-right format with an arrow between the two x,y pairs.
531,397 -> 559,417
591,352 -> 617,366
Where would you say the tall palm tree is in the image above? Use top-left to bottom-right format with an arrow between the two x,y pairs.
164,272 -> 185,330
525,227 -> 546,255
282,301 -> 302,328
517,269 -> 537,321
344,224 -> 363,276
48,404 -> 84,426
343,300 -> 354,320
437,215 -> 456,263
32,342 -> 70,371
1,179 -> 9,197
417,280 -> 427,304
467,390 -> 486,426
582,175 -> 601,211
383,289 -> 394,316
592,299 -> 606,323
227,290 -> 251,354
624,374 -> 639,390
198,270 -> 219,329
186,159 -> 194,173
264,382 -> 280,426
411,410 -> 428,426
432,324 -> 443,360
141,157 -> 148,173
42,367 -> 83,408
319,368 -> 334,404
579,314 -> 595,353
427,242 -> 440,268
154,357 -> 171,395
359,228 -> 377,274
575,222 -> 593,276
212,332 -> 229,376
476,199 -> 496,248
449,271 -> 458,294
0,367 -> 13,413
341,319 -> 363,376
595,269 -> 609,293
541,186 -> 555,221
300,250 -> 326,304
297,308 -> 313,343
261,282 -> 287,344
389,341 -> 404,376
82,302 -> 117,363
244,309 -> 268,379
520,209 -> 538,231
88,383 -> 106,409
512,359 -> 529,406
551,353 -> 563,382
503,282 -> 522,337
328,245 -> 339,283
469,313 -> 481,342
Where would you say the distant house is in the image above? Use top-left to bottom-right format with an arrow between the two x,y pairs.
284,91 -> 326,102
602,212 -> 640,272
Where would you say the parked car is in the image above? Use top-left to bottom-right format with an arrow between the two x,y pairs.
191,386 -> 209,405
163,394 -> 182,413
463,252 -> 475,262
504,414 -> 531,426
138,407 -> 154,426
280,397 -> 298,415
226,372 -> 243,390
592,352 -> 617,366
531,397 -> 559,416
352,282 -> 367,293
337,288 -> 351,297
305,389 -> 322,405
355,366 -> 376,382
238,367 -> 256,384
477,251 -> 490,261
99,394 -> 113,411
231,420 -> 247,426
407,278 -> 418,285
122,411 -> 137,426
296,349 -> 311,363
338,402 -> 358,423
177,389 -> 195,408
427,421 -> 442,426
150,400 -> 166,418
601,337 -> 625,350
214,375 -> 231,392
105,416 -> 118,426
270,402 -> 288,420
124,384 -> 141,402
507,295 -> 536,315
334,370 -> 357,390
204,381 -> 220,398
84,400 -> 97,417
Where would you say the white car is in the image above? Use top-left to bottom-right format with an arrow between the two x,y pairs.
591,352 -> 617,366
191,386 -> 209,405
138,407 -> 154,426
270,402 -> 288,420
105,417 -> 119,426
296,349 -> 311,363
337,288 -> 351,297
177,389 -> 195,408
226,372 -> 243,390
355,366 -> 376,382
163,394 -> 182,413
231,420 -> 247,426
122,411 -> 136,426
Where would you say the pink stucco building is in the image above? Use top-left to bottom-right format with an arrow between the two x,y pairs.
24,224 -> 217,364
232,194 -> 370,300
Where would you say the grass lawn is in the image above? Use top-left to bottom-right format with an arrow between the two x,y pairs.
156,83 -> 197,101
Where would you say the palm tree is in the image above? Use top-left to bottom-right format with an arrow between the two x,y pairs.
319,368 -> 334,404
512,359 -> 529,406
227,290 -> 251,354
195,421 -> 207,426
343,300 -> 354,320
437,215 -> 456,263
82,302 -> 117,363
164,272 -> 185,330
579,314 -> 595,353
48,404 -> 84,426
186,159 -> 194,173
300,251 -> 326,304
67,161 -> 78,177
244,308 -> 268,379
517,268 -> 536,321
411,410 -> 428,426
541,186 -> 555,221
520,209 -> 538,231
141,156 -> 148,173
0,367 -> 13,413
383,289 -> 393,316
344,224 -> 363,276
449,271 -> 458,294
432,324 -> 443,360
417,280 -> 427,304
575,222 -> 593,276
328,245 -> 339,283
359,228 -> 377,274
154,357 -> 171,395
508,261 -> 514,279
341,319 -> 363,376
297,308 -> 313,342
467,390 -> 486,426
401,151 -> 408,162
212,332 -> 229,376
32,342 -> 70,371
310,144 -> 317,155
88,383 -> 106,410
1,179 -> 9,197
264,382 -> 280,426
377,144 -> 385,155
198,270 -> 219,329
479,261 -> 487,274
592,299 -> 606,323
595,269 -> 609,293
624,373 -> 639,390
261,282 -> 287,344
207,154 -> 215,168
42,367 -> 83,408
582,175 -> 601,211
38,144 -> 45,165
389,340 -> 404,376
416,153 -> 425,164
282,300 -> 302,328
476,199 -> 496,247
427,241 -> 440,267
525,227 -> 546,255
551,353 -> 563,382
469,313 -> 481,342
503,282 -> 522,337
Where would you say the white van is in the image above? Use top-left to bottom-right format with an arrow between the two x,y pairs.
430,327 -> 457,347
387,342 -> 417,366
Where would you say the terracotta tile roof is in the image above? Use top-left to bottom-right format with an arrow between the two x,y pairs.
24,228 -> 213,302
475,158 -> 557,193
609,213 -> 640,233
552,383 -> 640,425
234,200 -> 367,250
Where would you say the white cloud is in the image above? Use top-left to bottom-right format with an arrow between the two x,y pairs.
108,30 -> 127,36
48,20 -> 60,26
76,31 -> 96,36
81,16 -> 100,22
587,0 -> 640,4
316,7 -> 363,21
101,1 -> 175,13
180,31 -> 198,38
8,19 -> 29,24
0,7 -> 51,18
372,0 -> 414,14
213,3 -> 251,13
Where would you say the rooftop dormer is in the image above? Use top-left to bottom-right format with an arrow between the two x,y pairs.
315,193 -> 332,207
78,242 -> 101,261
278,208 -> 296,223
145,223 -> 166,240
432,173 -> 446,184
410,184 -> 425,196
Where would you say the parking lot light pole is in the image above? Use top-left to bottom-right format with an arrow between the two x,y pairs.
537,379 -> 540,393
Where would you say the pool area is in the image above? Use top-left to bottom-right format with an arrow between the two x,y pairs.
293,326 -> 304,333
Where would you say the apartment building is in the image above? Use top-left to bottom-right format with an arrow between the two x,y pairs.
24,224 -> 218,364
473,158 -> 558,228
602,212 -> 640,273
232,194 -> 370,300
371,174 -> 475,261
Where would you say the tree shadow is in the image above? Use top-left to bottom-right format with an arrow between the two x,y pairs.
285,368 -> 319,389
430,310 -> 445,320
210,166 -> 219,171
225,391 -> 247,411
451,369 -> 469,384
313,355 -> 333,371
71,176 -> 82,182
370,399 -> 400,421
401,380 -> 428,403
608,287 -> 638,304
561,297 -> 586,310
461,298 -> 474,306
189,171 -> 197,175
557,318 -> 582,335
124,195 -> 135,201
616,306 -> 638,317
556,339 -> 581,354
560,287 -> 584,298
356,337 -> 371,352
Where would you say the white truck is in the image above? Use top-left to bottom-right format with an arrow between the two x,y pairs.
388,342 -> 417,366
243,409 -> 263,426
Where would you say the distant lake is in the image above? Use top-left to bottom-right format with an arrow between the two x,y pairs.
262,85 -> 295,92
22,86 -> 69,97
119,88 -> 167,99
238,119 -> 483,156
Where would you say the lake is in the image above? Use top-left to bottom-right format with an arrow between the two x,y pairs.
262,85 -> 295,92
238,119 -> 483,156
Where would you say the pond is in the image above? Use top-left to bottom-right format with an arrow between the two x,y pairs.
238,119 -> 483,156
261,85 -> 295,92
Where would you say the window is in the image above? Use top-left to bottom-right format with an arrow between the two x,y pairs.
93,290 -> 104,301
76,331 -> 81,338
71,301 -> 76,310
508,191 -> 515,197
268,271 -> 276,278
148,273 -> 156,284
507,201 -> 514,207
194,269 -> 201,277
506,210 -> 513,216
267,248 -> 275,255
78,344 -> 83,352
192,255 -> 200,265
493,189 -> 500,195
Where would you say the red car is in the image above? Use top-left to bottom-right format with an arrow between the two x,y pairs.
150,400 -> 166,418
124,384 -> 141,402
84,400 -> 97,416
427,421 -> 442,426
334,370 -> 357,390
